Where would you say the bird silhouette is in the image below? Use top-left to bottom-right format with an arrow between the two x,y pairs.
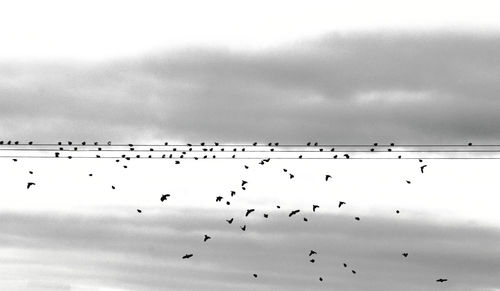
226,218 -> 234,224
263,214 -> 269,218
216,196 -> 223,202
137,209 -> 142,213
240,225 -> 246,231
89,174 -> 93,176
310,259 -> 315,263
245,209 -> 255,217
283,168 -> 288,172
253,142 -> 258,146
343,263 -> 347,268
396,210 -> 400,214
325,174 -> 332,181
29,171 -> 33,174
160,194 -> 170,202
402,253 -> 408,257
226,201 -> 230,205
231,191 -> 236,197
406,180 -> 411,184
204,235 -> 211,242
27,182 -> 36,189
244,165 -> 249,169
303,217 -> 308,222
13,159 -> 17,162
289,209 -> 300,217
344,154 -> 350,159
468,142 -> 472,146
182,254 -> 193,259
111,186 -> 116,190
313,205 -> 319,212
319,277 -> 323,282
420,165 -> 427,173
289,173 -> 294,179
436,279 -> 448,283
339,201 -> 346,208
241,180 -> 248,186
352,270 -> 356,274
253,274 -> 258,278
309,250 -> 317,256
175,161 -> 180,164
354,217 -> 360,221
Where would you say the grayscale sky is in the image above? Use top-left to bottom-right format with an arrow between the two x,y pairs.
1,1 -> 500,290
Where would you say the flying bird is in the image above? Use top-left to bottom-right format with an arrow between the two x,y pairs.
309,250 -> 317,256
420,165 -> 427,173
111,185 -> 116,190
203,235 -> 211,242
402,253 -> 408,257
231,191 -> 236,197
226,218 -> 234,224
29,171 -> 33,174
312,205 -> 319,212
160,194 -> 170,202
27,182 -> 36,189
325,174 -> 332,181
241,180 -> 248,186
338,201 -> 346,208
352,270 -> 357,274
436,279 -> 448,283
240,225 -> 246,231
216,196 -> 223,202
303,217 -> 308,222
310,259 -> 315,263
289,209 -> 300,217
289,173 -> 294,179
182,254 -> 193,259
245,209 -> 255,217
263,214 -> 269,218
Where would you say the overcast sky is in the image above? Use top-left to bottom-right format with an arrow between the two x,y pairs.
1,1 -> 500,290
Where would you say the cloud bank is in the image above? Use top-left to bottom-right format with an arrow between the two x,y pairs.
1,33 -> 500,144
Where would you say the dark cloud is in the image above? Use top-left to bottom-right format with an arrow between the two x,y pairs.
1,33 -> 500,144
0,209 -> 499,290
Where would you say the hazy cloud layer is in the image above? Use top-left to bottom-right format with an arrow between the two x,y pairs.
0,209 -> 499,290
1,33 -> 500,143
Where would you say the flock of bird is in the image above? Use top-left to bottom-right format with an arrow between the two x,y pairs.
0,140 -> 462,285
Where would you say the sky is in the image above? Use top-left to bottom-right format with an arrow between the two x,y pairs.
1,1 -> 500,290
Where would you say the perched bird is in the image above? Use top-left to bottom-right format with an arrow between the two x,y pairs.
245,209 -> 255,217
420,165 -> 427,173
344,154 -> 350,159
289,209 -> 300,217
338,201 -> 346,208
203,235 -> 211,242
182,254 -> 193,259
402,253 -> 408,257
226,218 -> 234,224
468,142 -> 472,146
240,225 -> 246,231
312,205 -> 319,212
253,142 -> 258,146
216,196 -> 223,202
160,194 -> 170,202
325,174 -> 332,181
309,250 -> 317,256
27,182 -> 36,189
436,279 -> 448,283
137,209 -> 142,213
